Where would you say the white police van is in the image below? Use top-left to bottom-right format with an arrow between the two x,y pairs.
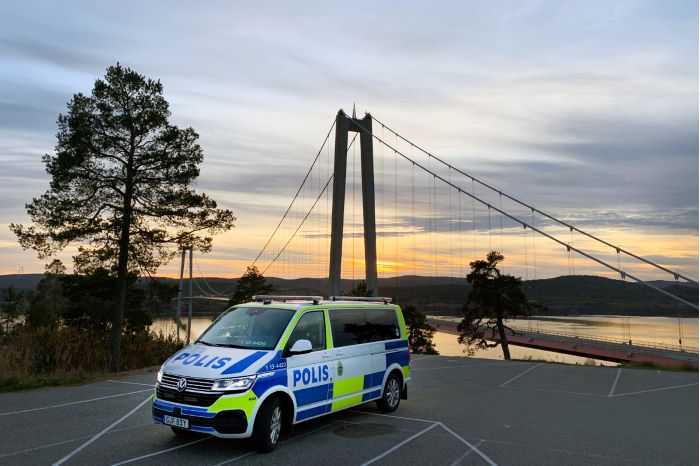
152,296 -> 411,452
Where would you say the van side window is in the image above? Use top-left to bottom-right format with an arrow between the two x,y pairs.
329,308 -> 400,347
288,311 -> 326,351
366,308 -> 400,341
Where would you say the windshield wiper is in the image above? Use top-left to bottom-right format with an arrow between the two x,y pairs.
196,341 -> 250,349
215,343 -> 250,349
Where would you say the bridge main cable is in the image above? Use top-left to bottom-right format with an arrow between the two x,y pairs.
350,118 -> 698,311
370,115 -> 697,284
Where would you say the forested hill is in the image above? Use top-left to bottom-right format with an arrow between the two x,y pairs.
1,273 -> 697,317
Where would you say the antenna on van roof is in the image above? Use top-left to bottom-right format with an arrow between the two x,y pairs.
330,296 -> 392,304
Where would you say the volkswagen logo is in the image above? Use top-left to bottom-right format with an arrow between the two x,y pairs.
177,378 -> 187,392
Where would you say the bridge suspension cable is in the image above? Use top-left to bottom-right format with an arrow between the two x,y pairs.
349,117 -> 698,311
370,115 -> 697,284
251,119 -> 336,267
258,133 -> 359,276
261,174 -> 334,276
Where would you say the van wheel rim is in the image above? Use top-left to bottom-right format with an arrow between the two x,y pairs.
270,406 -> 282,444
387,379 -> 400,408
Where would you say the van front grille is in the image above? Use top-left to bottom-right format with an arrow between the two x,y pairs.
156,385 -> 223,407
160,373 -> 215,393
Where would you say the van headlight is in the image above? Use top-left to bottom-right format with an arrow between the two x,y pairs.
211,375 -> 257,392
156,364 -> 165,383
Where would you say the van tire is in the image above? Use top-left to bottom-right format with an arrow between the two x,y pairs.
253,397 -> 283,452
377,373 -> 402,413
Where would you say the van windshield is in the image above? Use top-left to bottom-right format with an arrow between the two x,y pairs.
197,307 -> 295,350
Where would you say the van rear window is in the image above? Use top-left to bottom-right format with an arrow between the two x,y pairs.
329,308 -> 400,347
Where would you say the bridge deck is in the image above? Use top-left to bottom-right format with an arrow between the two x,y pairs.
429,318 -> 699,368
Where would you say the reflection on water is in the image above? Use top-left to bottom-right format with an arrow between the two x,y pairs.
151,314 -> 698,366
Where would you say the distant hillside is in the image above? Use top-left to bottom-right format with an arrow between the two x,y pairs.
2,273 -> 696,317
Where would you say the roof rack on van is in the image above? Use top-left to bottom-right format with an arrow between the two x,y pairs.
329,296 -> 392,304
252,295 -> 323,305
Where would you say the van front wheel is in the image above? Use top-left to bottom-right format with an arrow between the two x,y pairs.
377,373 -> 402,412
253,398 -> 283,452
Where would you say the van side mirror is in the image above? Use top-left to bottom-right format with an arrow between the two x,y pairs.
288,339 -> 313,356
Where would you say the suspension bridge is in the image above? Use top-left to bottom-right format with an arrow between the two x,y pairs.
177,109 -> 698,367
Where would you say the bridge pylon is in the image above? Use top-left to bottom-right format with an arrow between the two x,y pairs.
328,109 -> 378,296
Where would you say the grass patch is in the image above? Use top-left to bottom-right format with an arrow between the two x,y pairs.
0,372 -> 98,393
0,326 -> 182,392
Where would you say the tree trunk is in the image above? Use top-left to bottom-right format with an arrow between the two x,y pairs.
109,146 -> 134,372
109,214 -> 131,372
496,316 -> 511,360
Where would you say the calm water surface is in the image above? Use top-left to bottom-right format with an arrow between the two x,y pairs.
151,314 -> 698,366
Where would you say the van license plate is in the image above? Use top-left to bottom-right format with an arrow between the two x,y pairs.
163,415 -> 189,429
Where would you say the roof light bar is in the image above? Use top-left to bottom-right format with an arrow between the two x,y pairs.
329,296 -> 392,304
252,295 -> 323,305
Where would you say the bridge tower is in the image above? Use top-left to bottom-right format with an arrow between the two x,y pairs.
328,109 -> 378,296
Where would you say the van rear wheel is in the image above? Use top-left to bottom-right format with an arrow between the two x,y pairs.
253,397 -> 283,452
377,373 -> 402,412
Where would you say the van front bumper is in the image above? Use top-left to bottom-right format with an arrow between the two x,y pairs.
152,401 -> 248,435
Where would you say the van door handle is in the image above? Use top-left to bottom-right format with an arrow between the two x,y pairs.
321,353 -> 330,359
335,351 -> 343,357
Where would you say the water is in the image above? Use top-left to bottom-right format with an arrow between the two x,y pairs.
151,314 -> 698,366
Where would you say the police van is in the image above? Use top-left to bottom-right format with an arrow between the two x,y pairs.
152,296 -> 410,452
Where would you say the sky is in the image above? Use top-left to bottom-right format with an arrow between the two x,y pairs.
0,0 -> 697,283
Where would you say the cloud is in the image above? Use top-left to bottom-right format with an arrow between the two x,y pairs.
0,0 -> 696,279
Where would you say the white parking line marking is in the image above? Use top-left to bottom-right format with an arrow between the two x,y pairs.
409,355 -> 433,362
107,380 -> 155,387
612,382 -> 699,397
53,395 -> 152,466
438,423 -> 498,466
502,386 -> 607,398
414,363 -> 517,372
349,409 -> 436,424
608,369 -> 622,397
210,450 -> 256,466
449,439 -> 485,466
499,363 -> 542,388
351,411 -> 498,466
111,438 -> 210,465
360,422 -> 439,466
0,389 -> 152,416
210,420 -> 341,465
0,422 -> 150,459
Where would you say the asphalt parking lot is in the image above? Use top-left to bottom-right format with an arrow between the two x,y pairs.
0,356 -> 697,465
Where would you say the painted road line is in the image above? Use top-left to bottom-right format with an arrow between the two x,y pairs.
0,422 -> 151,459
499,363 -> 542,388
449,439 -> 485,466
438,423 -> 498,466
360,422 -> 439,466
502,386 -> 607,398
210,420 -> 342,466
0,389 -> 152,416
52,394 -> 152,466
107,380 -> 155,387
612,382 -> 699,397
608,368 -> 622,397
349,409 -> 438,424
111,438 -> 210,466
414,363 -> 518,372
